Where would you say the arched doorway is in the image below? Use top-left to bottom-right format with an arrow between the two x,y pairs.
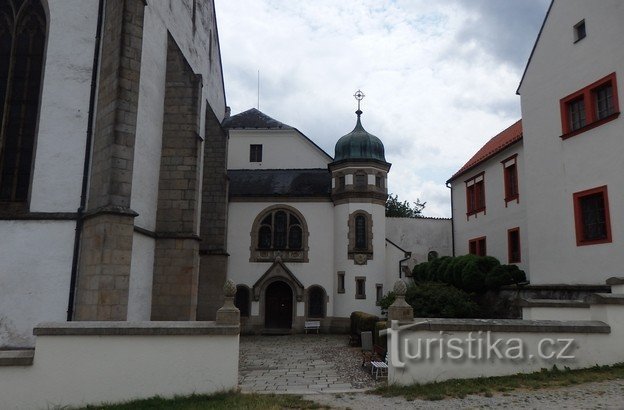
265,281 -> 293,329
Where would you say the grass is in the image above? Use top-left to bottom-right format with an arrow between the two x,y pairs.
373,363 -> 624,401
79,391 -> 327,410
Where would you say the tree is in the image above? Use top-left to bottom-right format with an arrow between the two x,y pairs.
385,193 -> 426,218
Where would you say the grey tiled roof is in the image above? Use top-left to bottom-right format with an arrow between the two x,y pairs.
228,169 -> 331,198
222,108 -> 294,130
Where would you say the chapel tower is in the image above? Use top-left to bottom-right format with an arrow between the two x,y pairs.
329,91 -> 391,317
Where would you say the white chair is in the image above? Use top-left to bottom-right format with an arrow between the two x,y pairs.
371,353 -> 388,380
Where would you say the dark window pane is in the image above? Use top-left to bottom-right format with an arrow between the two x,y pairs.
258,225 -> 271,249
289,225 -> 302,250
234,286 -> 250,317
568,98 -> 586,131
273,211 -> 287,249
355,215 -> 366,249
355,173 -> 367,187
249,144 -> 262,162
595,84 -> 614,120
308,287 -> 324,318
580,193 -> 607,241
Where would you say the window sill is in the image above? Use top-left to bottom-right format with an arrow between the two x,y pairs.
466,208 -> 486,218
355,295 -> 366,300
561,112 -> 620,140
576,238 -> 612,247
504,196 -> 519,206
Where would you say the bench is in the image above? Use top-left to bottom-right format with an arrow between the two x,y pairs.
304,320 -> 320,334
370,353 -> 388,380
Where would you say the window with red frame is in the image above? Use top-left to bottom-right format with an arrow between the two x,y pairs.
466,174 -> 485,216
508,228 -> 521,263
469,237 -> 486,256
560,73 -> 619,138
573,186 -> 612,246
502,155 -> 519,204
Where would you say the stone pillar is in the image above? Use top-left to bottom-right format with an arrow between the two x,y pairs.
216,279 -> 240,326
197,106 -> 229,320
388,280 -> 413,322
150,35 -> 202,321
74,0 -> 146,321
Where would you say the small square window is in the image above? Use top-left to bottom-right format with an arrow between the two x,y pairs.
250,144 -> 262,162
574,20 -> 586,42
355,277 -> 366,299
337,271 -> 345,294
469,237 -> 486,256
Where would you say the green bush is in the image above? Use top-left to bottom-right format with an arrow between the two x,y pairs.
411,254 -> 525,293
377,282 -> 479,319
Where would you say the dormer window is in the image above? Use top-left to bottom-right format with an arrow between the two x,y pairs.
573,20 -> 586,43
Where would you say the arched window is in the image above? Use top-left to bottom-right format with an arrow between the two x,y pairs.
348,210 -> 373,264
307,286 -> 325,318
256,209 -> 303,251
235,285 -> 250,317
251,206 -> 309,262
0,0 -> 46,206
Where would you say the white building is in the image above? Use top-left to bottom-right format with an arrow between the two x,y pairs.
451,0 -> 623,290
447,121 -> 528,275
0,0 -> 228,348
224,107 -> 451,333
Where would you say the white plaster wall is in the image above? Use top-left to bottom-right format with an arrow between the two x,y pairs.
29,0 -> 99,212
0,221 -> 75,347
0,332 -> 239,409
384,241 -> 406,294
519,0 -> 624,284
127,233 -> 155,321
386,217 -> 453,269
146,0 -> 226,125
332,202 -> 387,318
227,129 -> 332,170
522,307 -> 590,321
130,5 -> 167,231
450,144 -> 529,275
227,201 -> 335,317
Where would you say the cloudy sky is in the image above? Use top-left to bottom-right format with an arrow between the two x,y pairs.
215,0 -> 551,217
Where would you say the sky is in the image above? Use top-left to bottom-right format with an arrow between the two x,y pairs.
214,0 -> 551,218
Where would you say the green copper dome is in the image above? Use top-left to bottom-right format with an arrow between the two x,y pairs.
334,110 -> 386,162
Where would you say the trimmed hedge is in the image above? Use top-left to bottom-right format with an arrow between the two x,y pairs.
350,311 -> 379,336
374,320 -> 387,351
412,254 -> 526,292
377,282 -> 480,319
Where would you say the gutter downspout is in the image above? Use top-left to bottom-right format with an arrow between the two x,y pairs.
67,0 -> 105,321
446,181 -> 455,257
399,252 -> 411,279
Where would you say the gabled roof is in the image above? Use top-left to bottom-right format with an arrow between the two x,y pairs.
228,169 -> 331,198
447,120 -> 523,183
223,108 -> 333,161
222,108 -> 294,130
516,0 -> 554,95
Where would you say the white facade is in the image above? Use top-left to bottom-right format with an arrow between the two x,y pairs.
386,217 -> 453,269
449,140 -> 529,275
518,0 -> 624,285
0,0 -> 226,347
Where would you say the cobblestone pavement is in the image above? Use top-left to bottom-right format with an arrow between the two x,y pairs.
239,334 -> 383,394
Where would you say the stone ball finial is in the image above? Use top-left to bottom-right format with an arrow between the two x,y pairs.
223,279 -> 237,297
393,279 -> 407,296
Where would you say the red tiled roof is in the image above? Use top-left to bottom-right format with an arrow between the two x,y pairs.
448,120 -> 523,183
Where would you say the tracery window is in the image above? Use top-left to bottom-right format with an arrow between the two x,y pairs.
307,286 -> 326,318
0,0 -> 46,208
251,206 -> 309,262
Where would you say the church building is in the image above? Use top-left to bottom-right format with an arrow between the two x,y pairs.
224,101 -> 450,334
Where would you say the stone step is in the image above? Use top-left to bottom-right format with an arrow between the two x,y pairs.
0,349 -> 35,366
587,293 -> 624,305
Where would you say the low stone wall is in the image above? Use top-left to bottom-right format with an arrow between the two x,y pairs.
385,316 -> 623,385
0,321 -> 239,409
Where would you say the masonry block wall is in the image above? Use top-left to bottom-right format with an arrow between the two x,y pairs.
75,0 -> 145,321
151,35 -> 201,321
197,106 -> 229,320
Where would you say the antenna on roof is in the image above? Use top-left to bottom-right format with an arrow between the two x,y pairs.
257,69 -> 260,110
